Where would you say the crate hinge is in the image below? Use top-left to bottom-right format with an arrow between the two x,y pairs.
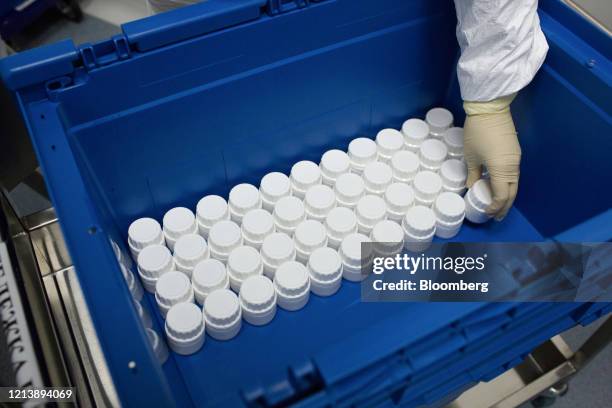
77,34 -> 132,71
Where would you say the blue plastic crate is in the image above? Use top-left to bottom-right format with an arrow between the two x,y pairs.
1,0 -> 610,407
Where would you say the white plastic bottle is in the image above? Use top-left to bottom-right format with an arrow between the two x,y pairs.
384,182 -> 415,222
260,232 -> 297,278
320,149 -> 351,186
425,107 -> 453,138
355,195 -> 387,235
390,150 -> 420,184
241,209 -> 275,250
375,129 -> 404,163
402,118 -> 430,152
440,159 -> 468,195
362,161 -> 393,195
229,183 -> 262,224
239,275 -> 277,326
155,271 -> 195,318
325,207 -> 359,249
402,205 -> 437,252
191,259 -> 230,305
260,172 -> 292,212
273,196 -> 306,236
207,220 -> 243,262
196,195 -> 230,239
165,302 -> 205,355
304,184 -> 336,222
419,138 -> 448,172
443,127 -> 464,159
370,220 -> 405,258
413,170 -> 443,207
293,220 -> 328,263
307,247 -> 343,296
464,179 -> 493,223
273,261 -> 310,311
290,161 -> 322,199
137,244 -> 175,293
203,289 -> 241,341
339,233 -> 372,282
226,246 -> 264,292
163,207 -> 198,251
334,173 -> 365,209
348,137 -> 378,174
434,192 -> 466,239
128,217 -> 165,261
173,233 -> 209,278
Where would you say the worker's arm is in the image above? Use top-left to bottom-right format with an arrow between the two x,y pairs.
453,0 -> 548,220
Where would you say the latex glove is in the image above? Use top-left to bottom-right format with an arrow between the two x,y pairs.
463,94 -> 521,221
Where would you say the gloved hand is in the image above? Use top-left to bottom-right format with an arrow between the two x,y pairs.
463,94 -> 521,221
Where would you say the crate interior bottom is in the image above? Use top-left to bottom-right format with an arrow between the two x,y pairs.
144,208 -> 543,407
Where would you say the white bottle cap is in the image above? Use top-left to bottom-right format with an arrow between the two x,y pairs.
128,218 -> 164,259
308,247 -> 343,296
443,127 -> 464,158
163,207 -> 197,250
413,170 -> 443,205
384,182 -> 415,221
426,107 -> 454,137
434,192 -> 466,239
203,289 -> 241,340
376,129 -> 404,162
137,244 -> 174,293
290,161 -> 322,198
356,195 -> 387,235
370,220 -> 405,258
419,138 -> 448,171
260,172 -> 291,211
173,234 -> 209,277
274,261 -> 310,311
229,184 -> 262,224
325,207 -> 358,249
402,205 -> 437,239
165,302 -> 205,355
227,246 -> 263,291
440,159 -> 468,191
339,233 -> 372,281
464,179 -> 493,224
371,219 -> 405,243
401,118 -> 430,151
320,149 -> 350,186
155,271 -> 194,318
334,173 -> 365,208
294,220 -> 328,263
208,220 -> 243,262
241,209 -> 275,249
362,161 -> 393,195
466,179 -> 493,210
390,150 -> 420,183
239,275 -> 277,326
260,232 -> 297,278
133,299 -> 152,329
304,185 -> 336,222
196,195 -> 230,238
348,137 -> 377,173
146,328 -> 169,364
192,259 -> 230,305
273,196 -> 306,236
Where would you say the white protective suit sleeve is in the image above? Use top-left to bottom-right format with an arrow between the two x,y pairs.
453,0 -> 549,102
